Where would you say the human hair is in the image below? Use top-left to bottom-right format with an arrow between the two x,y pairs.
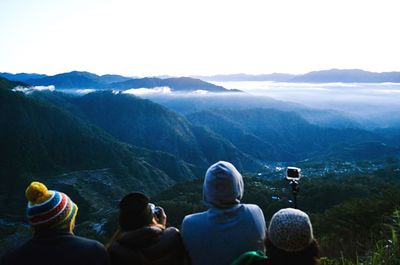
265,237 -> 320,265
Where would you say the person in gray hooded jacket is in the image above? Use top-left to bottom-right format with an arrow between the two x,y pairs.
181,161 -> 266,265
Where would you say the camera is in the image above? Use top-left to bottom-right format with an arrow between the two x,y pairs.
149,203 -> 161,217
285,166 -> 301,209
285,166 -> 301,181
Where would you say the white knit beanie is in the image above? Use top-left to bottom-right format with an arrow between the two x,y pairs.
268,208 -> 314,252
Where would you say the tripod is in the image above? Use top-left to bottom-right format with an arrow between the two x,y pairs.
289,179 -> 300,209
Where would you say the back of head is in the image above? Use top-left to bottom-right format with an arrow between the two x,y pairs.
203,161 -> 244,208
25,181 -> 78,233
118,192 -> 153,231
267,208 -> 319,265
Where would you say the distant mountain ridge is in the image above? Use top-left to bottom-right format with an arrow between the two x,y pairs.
0,72 -> 47,82
193,69 -> 400,83
290,69 -> 400,83
192,73 -> 296,82
108,76 -> 229,92
3,69 -> 400,90
0,71 -> 231,92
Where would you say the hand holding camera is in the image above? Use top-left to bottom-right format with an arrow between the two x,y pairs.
149,203 -> 167,226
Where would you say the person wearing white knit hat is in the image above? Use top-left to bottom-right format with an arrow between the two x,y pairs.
266,208 -> 320,265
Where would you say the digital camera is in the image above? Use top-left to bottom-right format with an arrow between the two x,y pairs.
285,166 -> 301,181
149,203 -> 161,217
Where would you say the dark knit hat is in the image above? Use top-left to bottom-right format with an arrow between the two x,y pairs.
119,192 -> 154,230
25,182 -> 78,231
268,208 -> 314,252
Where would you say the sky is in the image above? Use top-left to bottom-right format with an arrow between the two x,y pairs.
1,0 -> 399,77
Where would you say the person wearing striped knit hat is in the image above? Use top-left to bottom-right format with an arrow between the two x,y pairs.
1,181 -> 110,265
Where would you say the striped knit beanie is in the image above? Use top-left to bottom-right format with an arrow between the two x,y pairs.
25,182 -> 78,231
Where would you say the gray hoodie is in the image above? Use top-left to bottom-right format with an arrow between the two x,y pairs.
181,161 -> 266,265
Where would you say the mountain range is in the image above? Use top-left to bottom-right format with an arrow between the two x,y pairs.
0,71 -> 230,91
1,75 -> 400,253
2,69 -> 400,94
186,109 -> 399,162
31,91 -> 262,170
193,69 -> 400,83
0,82 -> 204,219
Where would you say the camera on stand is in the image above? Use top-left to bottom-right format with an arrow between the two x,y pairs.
285,167 -> 301,209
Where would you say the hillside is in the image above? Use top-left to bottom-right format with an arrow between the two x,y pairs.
0,76 -> 27,90
0,88 -> 204,219
32,91 -> 261,170
186,109 -> 394,161
71,91 -> 207,165
30,91 -> 399,164
149,93 -> 362,129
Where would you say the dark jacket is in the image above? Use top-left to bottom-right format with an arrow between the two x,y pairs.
1,230 -> 109,265
108,226 -> 184,265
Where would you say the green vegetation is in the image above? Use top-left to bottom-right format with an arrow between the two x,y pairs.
321,210 -> 400,265
1,75 -> 399,263
187,109 -> 396,162
0,76 -> 26,90
34,91 -> 260,170
0,87 -> 200,233
153,164 -> 400,264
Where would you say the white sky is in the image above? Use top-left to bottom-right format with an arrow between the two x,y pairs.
0,0 -> 399,76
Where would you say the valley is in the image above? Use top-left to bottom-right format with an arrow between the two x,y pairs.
0,74 -> 399,263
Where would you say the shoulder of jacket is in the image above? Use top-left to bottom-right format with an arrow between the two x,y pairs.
243,203 -> 263,213
0,238 -> 35,263
243,204 -> 266,222
164,226 -> 180,234
73,236 -> 107,251
182,211 -> 207,225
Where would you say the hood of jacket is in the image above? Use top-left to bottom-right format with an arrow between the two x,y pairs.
203,161 -> 244,208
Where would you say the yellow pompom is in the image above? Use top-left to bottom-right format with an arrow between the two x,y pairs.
25,182 -> 52,204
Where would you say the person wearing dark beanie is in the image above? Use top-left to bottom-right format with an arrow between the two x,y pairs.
118,192 -> 155,230
107,192 -> 184,265
0,181 -> 110,265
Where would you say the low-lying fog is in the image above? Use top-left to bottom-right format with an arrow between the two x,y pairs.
209,81 -> 400,128
19,81 -> 400,129
211,81 -> 400,110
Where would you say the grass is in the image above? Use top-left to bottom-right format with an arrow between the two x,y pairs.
321,210 -> 400,265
